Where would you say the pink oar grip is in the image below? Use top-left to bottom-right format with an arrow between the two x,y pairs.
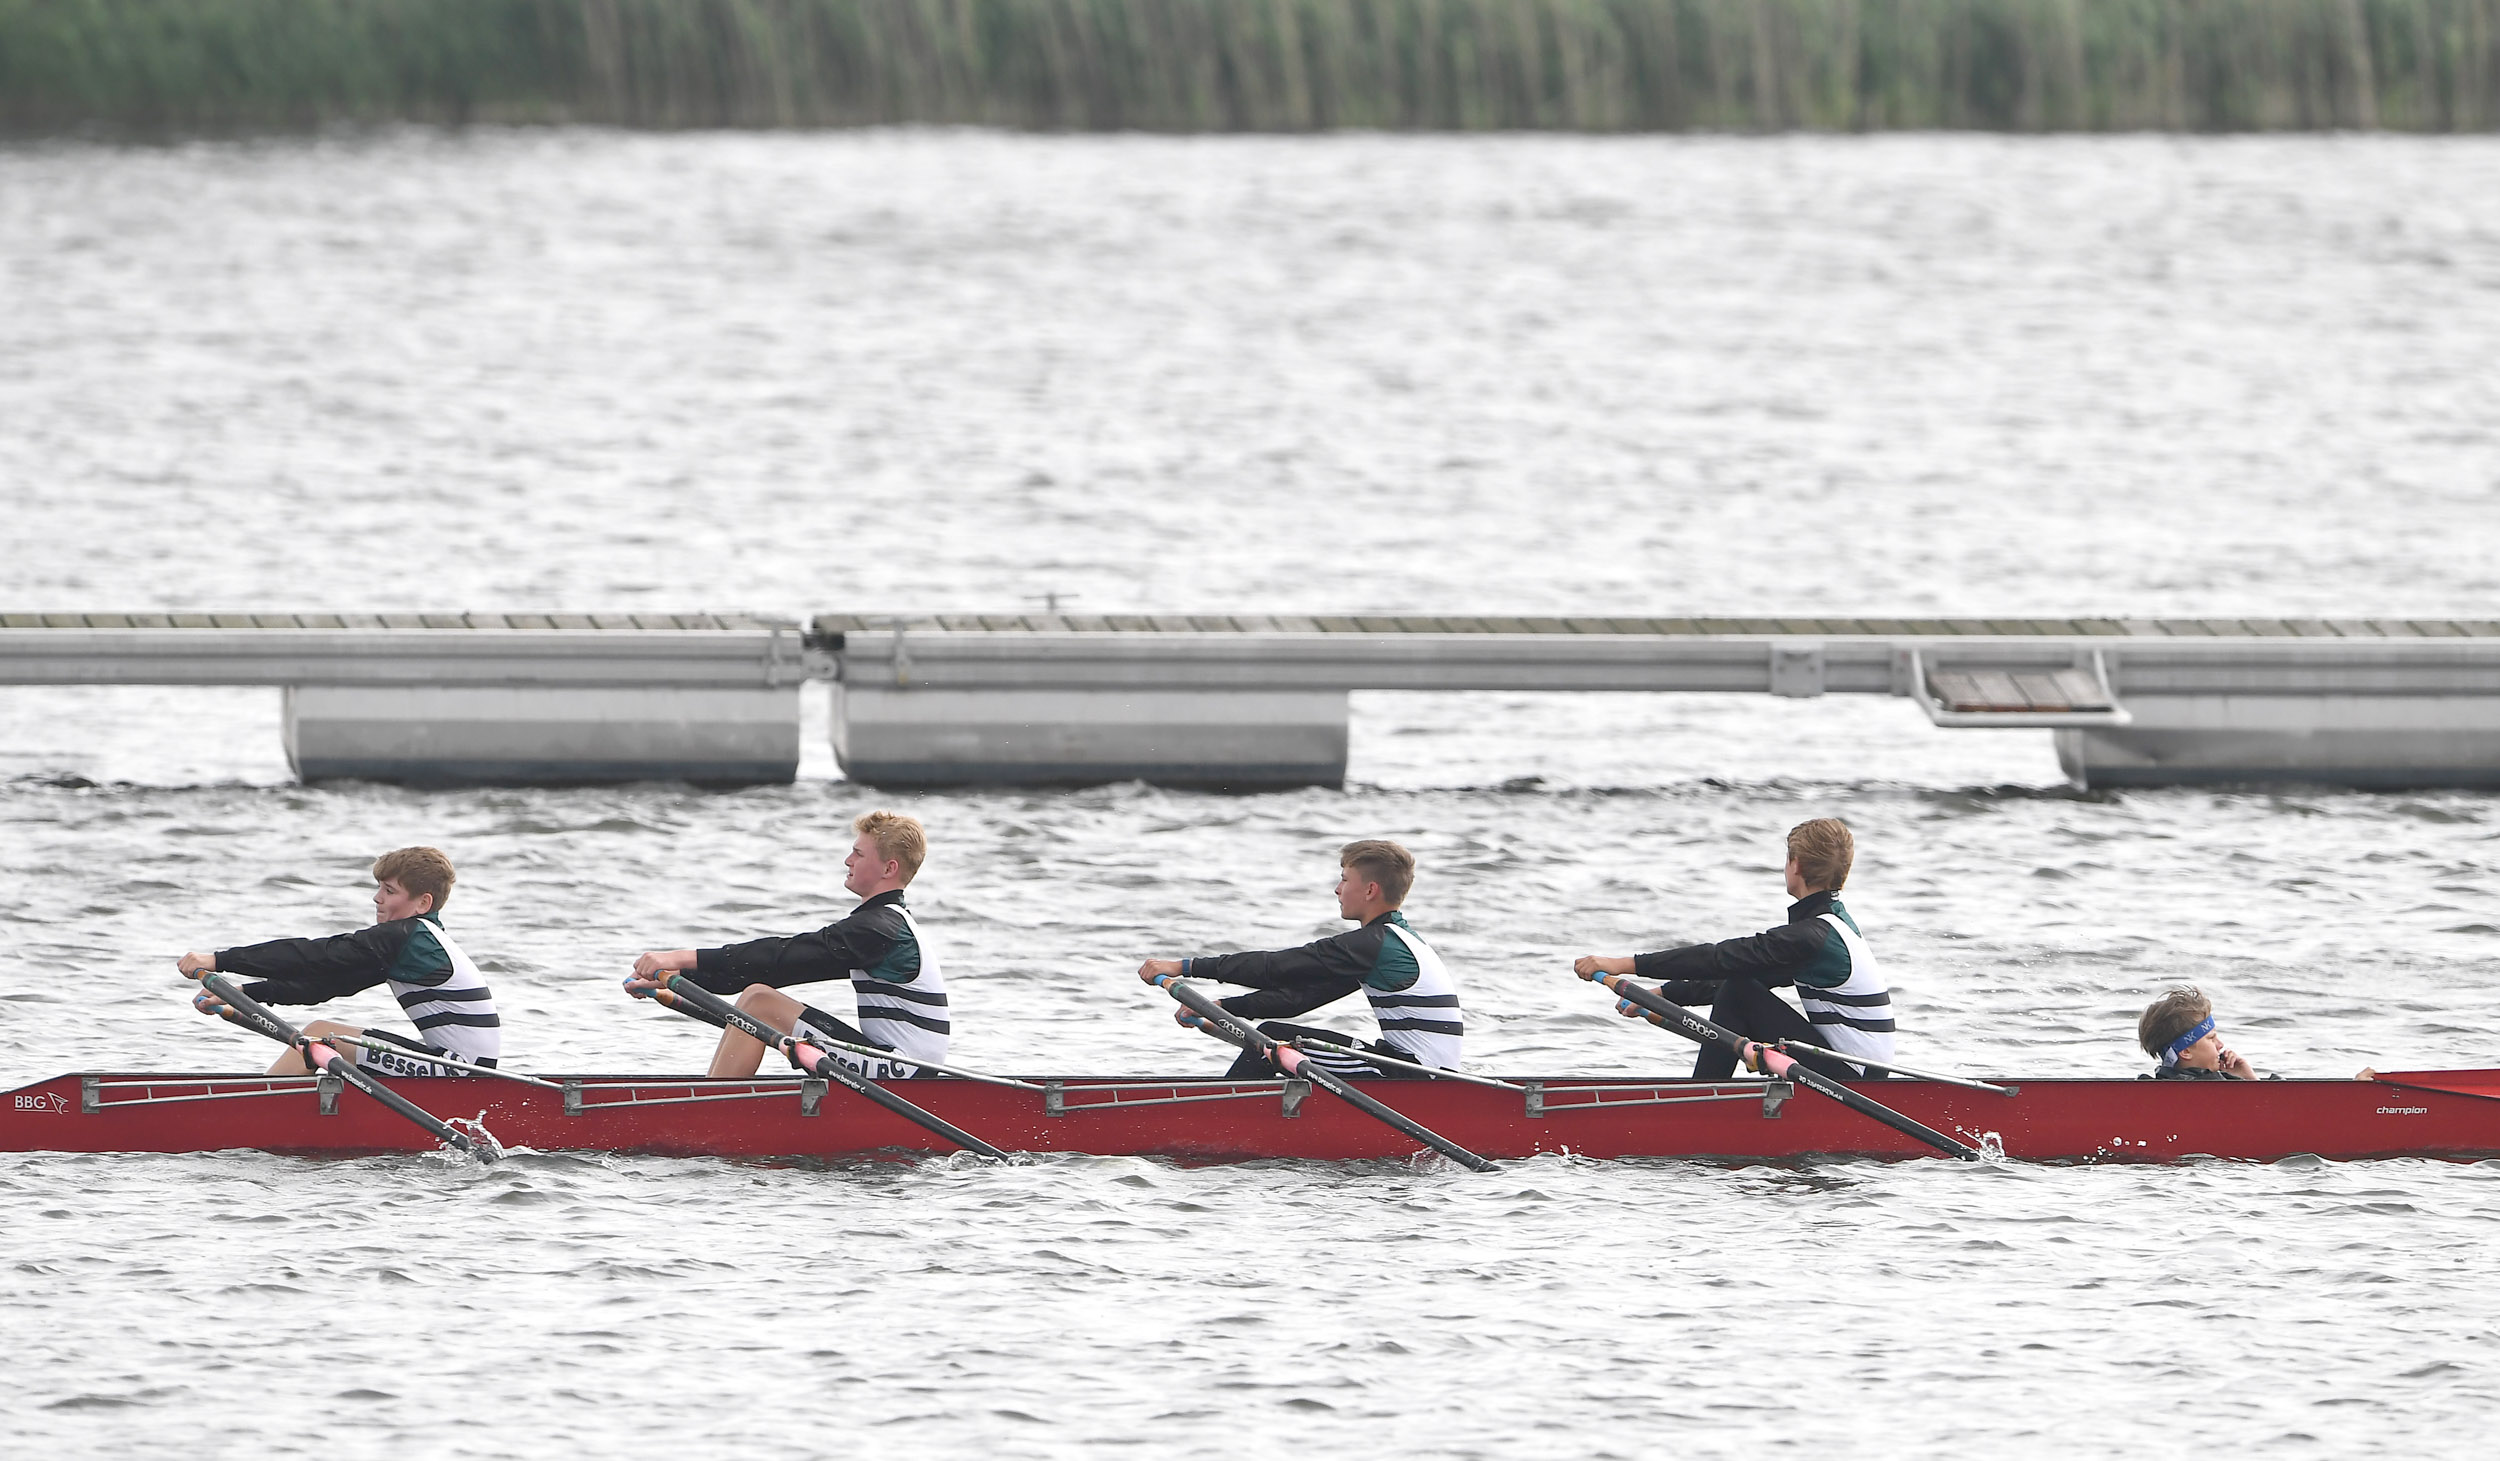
1752,1044 -> 1795,1077
789,1040 -> 825,1069
1269,1044 -> 1305,1076
303,1041 -> 340,1067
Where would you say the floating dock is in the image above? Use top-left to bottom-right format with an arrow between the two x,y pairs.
5,612 -> 2498,790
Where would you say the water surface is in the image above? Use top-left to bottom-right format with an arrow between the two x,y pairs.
4,130 -> 2498,1456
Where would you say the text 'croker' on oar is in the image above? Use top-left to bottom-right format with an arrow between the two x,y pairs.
647,975 -> 1013,1161
1581,969 -> 1982,1161
1151,974 -> 1499,1172
189,971 -> 499,1162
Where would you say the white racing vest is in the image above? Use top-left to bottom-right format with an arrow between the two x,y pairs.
393,919 -> 501,1062
1798,913 -> 1895,1067
1368,922 -> 1465,1070
847,906 -> 950,1067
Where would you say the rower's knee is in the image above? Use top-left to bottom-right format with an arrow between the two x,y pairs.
735,985 -> 800,1023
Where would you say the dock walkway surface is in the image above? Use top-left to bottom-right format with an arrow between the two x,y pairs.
5,613 -> 2498,788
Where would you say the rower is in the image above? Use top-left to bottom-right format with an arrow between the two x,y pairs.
625,810 -> 945,1081
2138,986 -> 2265,1081
1571,817 -> 1890,1082
1136,839 -> 1464,1080
177,846 -> 501,1078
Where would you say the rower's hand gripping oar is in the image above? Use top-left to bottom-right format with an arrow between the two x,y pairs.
193,981 -> 296,1046
187,971 -> 496,1162
1581,970 -> 1981,1161
647,976 -> 1012,1162
1151,975 -> 1498,1172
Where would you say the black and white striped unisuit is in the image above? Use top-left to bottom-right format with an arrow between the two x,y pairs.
390,918 -> 501,1063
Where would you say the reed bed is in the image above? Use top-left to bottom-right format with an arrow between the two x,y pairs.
4,0 -> 2495,132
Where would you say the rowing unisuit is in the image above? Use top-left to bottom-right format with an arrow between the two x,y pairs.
1188,909 -> 1466,1078
1636,887 -> 1894,1078
215,911 -> 502,1070
677,889 -> 948,1078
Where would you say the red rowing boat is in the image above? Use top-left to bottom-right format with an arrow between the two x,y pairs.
6,1068 -> 2497,1163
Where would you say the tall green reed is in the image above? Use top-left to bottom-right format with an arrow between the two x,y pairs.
3,0 -> 2493,132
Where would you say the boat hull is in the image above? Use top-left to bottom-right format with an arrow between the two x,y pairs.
7,1069 -> 2498,1164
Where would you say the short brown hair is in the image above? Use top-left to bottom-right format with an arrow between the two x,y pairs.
1340,839 -> 1416,906
2138,987 -> 2213,1057
855,810 -> 927,884
1787,819 -> 1853,891
371,847 -> 456,912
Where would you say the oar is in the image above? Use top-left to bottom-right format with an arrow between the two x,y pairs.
1769,1036 -> 2016,1096
619,977 -> 1042,1093
1582,971 -> 1980,1161
190,972 -> 497,1161
1152,975 -> 1497,1172
1280,1035 -> 1525,1092
194,984 -> 296,1045
649,977 -> 1011,1161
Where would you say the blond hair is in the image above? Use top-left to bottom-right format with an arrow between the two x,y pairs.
1340,839 -> 1416,906
2138,987 -> 2213,1058
855,810 -> 927,884
1787,818 -> 1853,892
371,847 -> 456,912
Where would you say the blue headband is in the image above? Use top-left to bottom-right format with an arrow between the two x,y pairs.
2160,1014 -> 2216,1067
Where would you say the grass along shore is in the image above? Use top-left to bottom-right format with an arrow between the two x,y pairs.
3,0 -> 2496,132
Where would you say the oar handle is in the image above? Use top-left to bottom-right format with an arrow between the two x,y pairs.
631,972 -> 730,1029
196,983 -> 296,1045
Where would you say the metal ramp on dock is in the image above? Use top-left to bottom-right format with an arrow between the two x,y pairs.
1908,650 -> 2130,728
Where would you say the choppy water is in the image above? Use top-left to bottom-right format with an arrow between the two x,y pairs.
4,130 -> 2499,1457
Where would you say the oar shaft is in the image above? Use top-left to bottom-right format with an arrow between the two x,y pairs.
636,982 -> 1038,1090
1159,978 -> 1497,1172
1285,1036 -> 1523,1091
197,973 -> 485,1158
1591,973 -> 1979,1161
658,978 -> 1009,1160
777,1028 -> 1043,1092
1771,1037 -> 2014,1096
203,994 -> 294,1045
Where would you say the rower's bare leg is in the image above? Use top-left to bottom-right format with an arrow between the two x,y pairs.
267,1020 -> 365,1077
706,986 -> 806,1078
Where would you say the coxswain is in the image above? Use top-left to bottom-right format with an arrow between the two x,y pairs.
1572,817 -> 1890,1082
2138,986 -> 2264,1080
625,810 -> 945,1080
176,846 -> 500,1077
1136,839 -> 1464,1079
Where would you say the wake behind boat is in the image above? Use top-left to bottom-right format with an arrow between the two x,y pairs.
6,1067 -> 2496,1164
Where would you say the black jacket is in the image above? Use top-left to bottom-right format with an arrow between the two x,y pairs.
686,890 -> 923,993
216,916 -> 457,1006
1633,890 -> 1856,1005
1188,912 -> 1428,1022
